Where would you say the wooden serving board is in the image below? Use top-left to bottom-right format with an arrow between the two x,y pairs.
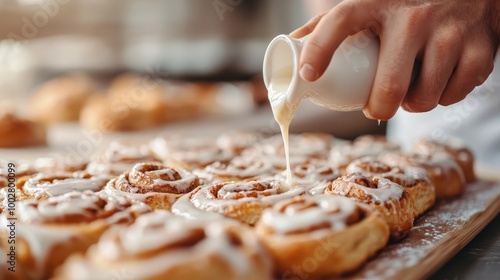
343,181 -> 500,280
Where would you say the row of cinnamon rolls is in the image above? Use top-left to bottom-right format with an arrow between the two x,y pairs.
0,131 -> 475,279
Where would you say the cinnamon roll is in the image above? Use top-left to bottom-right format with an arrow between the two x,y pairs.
413,138 -> 476,182
346,157 -> 435,218
16,172 -> 108,200
54,211 -> 273,280
324,173 -> 414,241
86,140 -> 158,176
150,134 -> 234,170
255,195 -> 389,277
30,73 -> 98,124
378,152 -> 466,198
103,162 -> 201,210
172,180 -> 309,225
329,135 -> 400,173
281,160 -> 341,190
0,191 -> 151,279
201,157 -> 278,182
0,112 -> 46,148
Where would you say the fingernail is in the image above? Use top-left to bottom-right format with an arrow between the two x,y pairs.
362,108 -> 375,120
300,64 -> 317,81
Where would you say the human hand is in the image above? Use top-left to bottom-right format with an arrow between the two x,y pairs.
290,0 -> 500,120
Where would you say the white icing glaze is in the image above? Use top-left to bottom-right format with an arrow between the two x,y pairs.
260,195 -> 358,235
204,160 -> 276,179
21,173 -> 107,199
346,157 -> 430,187
171,192 -> 226,220
130,163 -> 199,193
172,180 -> 308,219
84,211 -> 265,278
343,174 -> 404,202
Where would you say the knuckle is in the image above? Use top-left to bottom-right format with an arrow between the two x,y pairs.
376,79 -> 406,101
405,94 -> 438,112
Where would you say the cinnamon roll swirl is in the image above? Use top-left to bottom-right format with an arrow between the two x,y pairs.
16,172 -> 108,200
325,173 -> 414,241
86,140 -> 158,176
378,151 -> 466,198
346,157 -> 435,218
413,138 -> 476,182
172,180 -> 309,225
329,135 -> 400,173
0,191 -> 151,279
201,157 -> 278,183
54,211 -> 273,280
255,195 -> 389,277
104,162 -> 201,210
280,160 -> 341,190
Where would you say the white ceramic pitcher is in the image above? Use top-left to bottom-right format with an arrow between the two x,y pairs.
262,31 -> 380,111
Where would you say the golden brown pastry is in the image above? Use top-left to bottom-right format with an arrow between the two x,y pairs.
30,73 -> 98,124
0,191 -> 151,279
255,195 -> 389,278
54,211 -> 273,280
346,157 -> 435,218
16,172 -> 108,200
413,138 -> 476,182
324,173 -> 414,241
103,162 -> 202,210
80,94 -> 159,132
378,151 -> 466,198
172,179 -> 309,225
0,112 -> 46,148
329,135 -> 400,173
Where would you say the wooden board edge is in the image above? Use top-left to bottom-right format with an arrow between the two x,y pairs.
391,191 -> 500,280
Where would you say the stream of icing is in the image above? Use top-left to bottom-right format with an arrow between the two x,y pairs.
267,67 -> 302,189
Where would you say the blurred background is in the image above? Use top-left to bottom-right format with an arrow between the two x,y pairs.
0,0 -> 384,152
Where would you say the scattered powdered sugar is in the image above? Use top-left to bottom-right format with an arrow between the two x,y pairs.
342,181 -> 500,280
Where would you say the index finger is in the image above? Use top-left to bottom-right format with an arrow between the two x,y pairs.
299,0 -> 378,81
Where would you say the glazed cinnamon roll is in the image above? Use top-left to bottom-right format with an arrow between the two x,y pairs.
329,135 -> 400,173
255,195 -> 389,277
54,211 -> 272,280
378,151 -> 466,198
16,172 -> 108,200
0,191 -> 151,279
280,160 -> 341,190
324,173 -> 414,241
172,179 -> 309,225
201,157 -> 278,183
346,157 -> 435,218
150,134 -> 234,170
413,138 -> 476,182
104,162 -> 201,210
86,140 -> 158,176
